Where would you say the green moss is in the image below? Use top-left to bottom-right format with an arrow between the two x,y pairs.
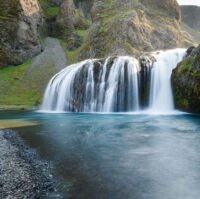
67,48 -> 82,65
38,0 -> 59,19
178,57 -> 196,73
38,0 -> 52,7
44,6 -> 59,18
77,29 -> 88,41
176,98 -> 189,109
0,60 -> 41,108
0,16 -> 10,21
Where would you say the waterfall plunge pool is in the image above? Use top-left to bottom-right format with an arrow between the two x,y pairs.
1,110 -> 200,199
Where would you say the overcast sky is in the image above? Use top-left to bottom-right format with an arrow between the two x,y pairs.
177,0 -> 200,6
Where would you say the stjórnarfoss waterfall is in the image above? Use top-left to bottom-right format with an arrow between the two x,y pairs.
41,49 -> 186,113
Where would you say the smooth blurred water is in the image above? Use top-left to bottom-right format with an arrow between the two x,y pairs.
0,111 -> 200,199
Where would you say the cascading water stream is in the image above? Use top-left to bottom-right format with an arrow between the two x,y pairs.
41,57 -> 140,112
40,49 -> 186,113
148,49 -> 186,113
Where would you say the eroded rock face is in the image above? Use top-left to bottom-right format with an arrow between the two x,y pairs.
79,0 -> 193,59
0,0 -> 44,68
172,45 -> 200,113
54,0 -> 91,50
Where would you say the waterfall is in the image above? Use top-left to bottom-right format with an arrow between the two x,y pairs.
41,57 -> 140,112
40,49 -> 186,113
148,49 -> 186,113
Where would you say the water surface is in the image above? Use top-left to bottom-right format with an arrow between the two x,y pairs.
0,111 -> 200,199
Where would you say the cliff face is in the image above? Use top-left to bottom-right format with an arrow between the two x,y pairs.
172,46 -> 200,114
54,0 -> 90,50
0,0 -> 43,68
38,0 -> 194,62
181,5 -> 200,31
78,0 -> 193,59
0,0 -> 195,68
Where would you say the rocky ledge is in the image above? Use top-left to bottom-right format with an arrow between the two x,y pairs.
0,129 -> 62,198
172,45 -> 200,114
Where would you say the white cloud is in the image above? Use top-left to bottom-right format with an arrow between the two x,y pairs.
177,0 -> 200,6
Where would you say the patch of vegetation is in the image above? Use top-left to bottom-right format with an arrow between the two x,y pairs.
67,48 -> 82,65
38,0 -> 59,19
0,60 -> 41,108
77,29 -> 88,41
44,6 -> 59,19
176,97 -> 189,109
178,56 -> 196,73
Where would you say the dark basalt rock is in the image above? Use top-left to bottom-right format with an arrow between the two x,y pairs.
172,45 -> 200,114
139,54 -> 155,108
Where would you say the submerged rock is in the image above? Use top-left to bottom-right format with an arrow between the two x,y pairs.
172,45 -> 200,113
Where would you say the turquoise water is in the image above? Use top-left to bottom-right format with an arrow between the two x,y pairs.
1,111 -> 200,199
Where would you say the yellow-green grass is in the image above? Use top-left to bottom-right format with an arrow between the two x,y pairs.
0,119 -> 39,129
0,60 -> 41,109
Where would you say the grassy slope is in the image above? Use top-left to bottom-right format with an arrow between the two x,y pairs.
0,60 -> 41,109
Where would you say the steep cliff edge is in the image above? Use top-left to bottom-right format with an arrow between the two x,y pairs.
0,0 -> 44,68
172,46 -> 200,114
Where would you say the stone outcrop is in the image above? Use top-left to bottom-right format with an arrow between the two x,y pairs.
25,37 -> 67,93
0,0 -> 44,68
53,0 -> 90,50
172,45 -> 200,114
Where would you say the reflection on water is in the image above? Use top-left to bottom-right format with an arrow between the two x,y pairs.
0,111 -> 200,199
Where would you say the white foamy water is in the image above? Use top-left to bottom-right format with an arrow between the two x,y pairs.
40,49 -> 186,113
148,49 -> 186,113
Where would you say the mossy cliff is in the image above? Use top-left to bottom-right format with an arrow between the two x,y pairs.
0,0 -> 44,68
172,45 -> 200,114
35,0 -> 195,64
79,0 -> 193,59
